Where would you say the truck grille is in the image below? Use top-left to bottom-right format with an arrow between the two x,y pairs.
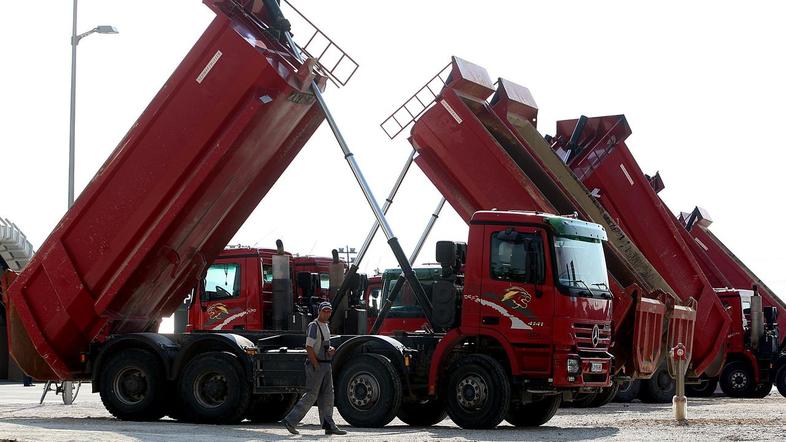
573,322 -> 611,352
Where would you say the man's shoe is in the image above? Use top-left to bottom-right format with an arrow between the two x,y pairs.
281,419 -> 299,435
325,426 -> 347,435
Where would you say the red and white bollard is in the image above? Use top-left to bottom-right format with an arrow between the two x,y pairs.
671,343 -> 688,422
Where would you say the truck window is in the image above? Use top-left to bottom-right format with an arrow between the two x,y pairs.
319,273 -> 330,290
261,264 -> 273,284
490,231 -> 544,284
203,263 -> 241,301
368,287 -> 381,312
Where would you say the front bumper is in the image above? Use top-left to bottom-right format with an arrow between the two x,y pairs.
552,352 -> 613,388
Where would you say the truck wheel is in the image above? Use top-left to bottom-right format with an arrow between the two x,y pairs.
613,379 -> 640,402
589,382 -> 621,407
178,352 -> 250,424
396,399 -> 447,426
505,395 -> 561,426
639,367 -> 675,403
246,393 -> 298,423
444,354 -> 510,429
336,354 -> 402,427
748,382 -> 772,398
686,376 -> 718,397
99,349 -> 167,421
719,361 -> 755,398
777,366 -> 786,398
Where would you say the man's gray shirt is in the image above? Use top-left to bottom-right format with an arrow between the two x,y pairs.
305,320 -> 331,361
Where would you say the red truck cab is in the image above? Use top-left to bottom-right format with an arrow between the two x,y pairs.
716,289 -> 783,397
187,247 -> 279,331
423,210 -> 613,401
187,247 -> 337,332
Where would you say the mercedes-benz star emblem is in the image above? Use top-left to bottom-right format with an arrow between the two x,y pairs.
591,324 -> 600,347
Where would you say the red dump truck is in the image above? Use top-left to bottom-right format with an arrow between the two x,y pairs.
381,57 -> 699,405
2,0 -> 617,429
678,207 -> 786,397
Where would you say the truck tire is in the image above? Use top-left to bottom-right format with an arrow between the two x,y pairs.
719,361 -> 755,398
775,365 -> 786,397
685,376 -> 718,397
336,353 -> 402,428
505,395 -> 561,426
178,352 -> 250,424
444,354 -> 510,429
99,349 -> 167,421
748,382 -> 772,398
639,367 -> 675,403
396,399 -> 447,426
246,393 -> 298,423
777,366 -> 786,398
613,379 -> 640,402
589,382 -> 621,407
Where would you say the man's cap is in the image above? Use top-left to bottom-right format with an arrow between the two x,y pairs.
319,301 -> 333,311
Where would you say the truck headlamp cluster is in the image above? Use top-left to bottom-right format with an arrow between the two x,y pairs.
567,358 -> 581,375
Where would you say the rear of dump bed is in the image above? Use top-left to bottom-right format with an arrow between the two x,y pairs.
401,58 -> 678,378
7,0 -> 327,380
551,116 -> 730,377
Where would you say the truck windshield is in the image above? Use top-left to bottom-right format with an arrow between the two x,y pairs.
553,236 -> 609,297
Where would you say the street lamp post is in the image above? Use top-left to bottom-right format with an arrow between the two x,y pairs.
68,0 -> 118,208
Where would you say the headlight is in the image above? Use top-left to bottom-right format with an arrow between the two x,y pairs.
567,358 -> 581,374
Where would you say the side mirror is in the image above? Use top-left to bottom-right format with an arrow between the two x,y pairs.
435,241 -> 457,267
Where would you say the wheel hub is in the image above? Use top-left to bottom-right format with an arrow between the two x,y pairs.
456,375 -> 488,410
730,371 -> 748,390
114,367 -> 147,405
194,372 -> 227,408
347,372 -> 379,410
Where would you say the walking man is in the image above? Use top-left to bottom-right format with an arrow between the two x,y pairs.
282,301 -> 347,435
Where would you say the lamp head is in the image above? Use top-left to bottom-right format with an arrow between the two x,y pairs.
95,25 -> 118,34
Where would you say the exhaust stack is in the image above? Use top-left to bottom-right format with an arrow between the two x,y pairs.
750,285 -> 764,351
272,239 -> 292,330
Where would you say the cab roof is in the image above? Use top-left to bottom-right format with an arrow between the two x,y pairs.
470,210 -> 607,241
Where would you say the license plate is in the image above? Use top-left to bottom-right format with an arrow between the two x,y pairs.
591,362 -> 603,373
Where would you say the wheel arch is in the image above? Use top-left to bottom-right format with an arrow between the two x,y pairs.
333,335 -> 406,376
91,333 -> 177,393
171,333 -> 256,382
427,329 -> 518,395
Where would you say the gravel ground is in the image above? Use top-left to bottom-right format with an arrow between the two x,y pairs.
1,382 -> 785,441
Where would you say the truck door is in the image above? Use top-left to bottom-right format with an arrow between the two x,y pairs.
480,226 -> 553,345
198,260 -> 248,330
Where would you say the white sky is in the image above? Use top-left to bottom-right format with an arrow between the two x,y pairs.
1,0 -> 784,303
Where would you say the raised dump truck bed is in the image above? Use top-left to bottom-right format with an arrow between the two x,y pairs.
7,0 -> 327,380
551,116 -> 730,377
399,57 -> 688,379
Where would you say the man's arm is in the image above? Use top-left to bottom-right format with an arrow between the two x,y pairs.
306,345 -> 319,369
305,323 -> 319,368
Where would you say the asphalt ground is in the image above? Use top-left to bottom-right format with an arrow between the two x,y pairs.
1,382 -> 785,441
